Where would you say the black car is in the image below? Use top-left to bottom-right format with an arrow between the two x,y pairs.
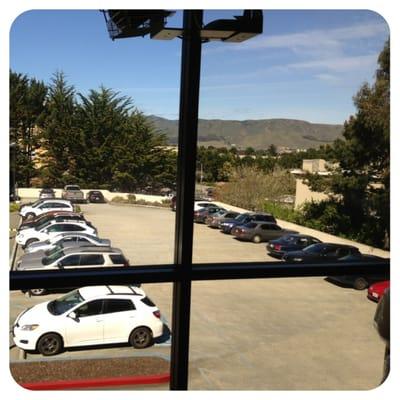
220,212 -> 277,234
86,190 -> 106,203
266,234 -> 322,258
282,243 -> 361,263
326,254 -> 389,290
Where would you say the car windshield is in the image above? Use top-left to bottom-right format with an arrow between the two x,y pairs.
44,244 -> 63,257
30,200 -> 43,207
35,220 -> 52,231
47,289 -> 85,315
281,235 -> 298,243
234,214 -> 248,222
42,250 -> 65,266
303,243 -> 326,254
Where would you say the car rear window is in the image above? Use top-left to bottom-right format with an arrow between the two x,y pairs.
110,254 -> 127,264
141,297 -> 156,307
103,299 -> 135,314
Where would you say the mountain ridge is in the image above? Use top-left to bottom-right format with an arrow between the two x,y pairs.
148,115 -> 344,150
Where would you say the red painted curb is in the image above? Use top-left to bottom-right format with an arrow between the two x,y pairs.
21,373 -> 170,390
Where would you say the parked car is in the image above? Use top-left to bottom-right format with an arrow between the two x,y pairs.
18,211 -> 89,232
206,210 -> 240,228
16,246 -> 128,272
19,199 -> 73,219
16,221 -> 97,248
282,243 -> 361,263
326,254 -> 389,290
170,195 -> 176,211
232,222 -> 298,243
194,206 -> 226,223
19,198 -> 47,211
39,188 -> 56,199
194,201 -> 218,211
12,285 -> 164,355
266,234 -> 322,258
62,185 -> 85,203
17,241 -> 101,270
368,280 -> 390,302
86,190 -> 106,203
25,232 -> 111,254
220,212 -> 277,234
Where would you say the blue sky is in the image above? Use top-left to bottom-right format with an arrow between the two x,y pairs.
10,9 -> 389,124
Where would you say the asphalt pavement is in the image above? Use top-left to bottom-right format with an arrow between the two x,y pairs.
9,203 -> 386,390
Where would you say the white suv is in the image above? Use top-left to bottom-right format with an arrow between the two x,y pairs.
12,286 -> 164,355
16,221 -> 97,248
20,200 -> 73,219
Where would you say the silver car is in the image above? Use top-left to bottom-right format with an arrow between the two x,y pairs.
25,232 -> 111,254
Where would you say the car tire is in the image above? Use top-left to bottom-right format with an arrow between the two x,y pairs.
129,327 -> 153,349
29,288 -> 47,296
25,238 -> 39,247
37,333 -> 63,356
252,235 -> 262,244
354,277 -> 368,290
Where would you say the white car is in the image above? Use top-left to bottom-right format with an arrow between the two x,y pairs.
12,286 -> 164,356
20,199 -> 73,219
16,221 -> 97,248
25,232 -> 111,254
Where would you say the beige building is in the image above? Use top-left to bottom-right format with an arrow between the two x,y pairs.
292,159 -> 331,209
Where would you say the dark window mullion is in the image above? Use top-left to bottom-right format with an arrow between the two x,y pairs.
170,10 -> 204,391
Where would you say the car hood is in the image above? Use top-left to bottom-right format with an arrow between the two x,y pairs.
15,302 -> 53,326
18,250 -> 46,266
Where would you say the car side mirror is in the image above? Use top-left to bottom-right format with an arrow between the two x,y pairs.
68,311 -> 79,322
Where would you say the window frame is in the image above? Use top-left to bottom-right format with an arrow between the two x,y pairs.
9,10 -> 389,391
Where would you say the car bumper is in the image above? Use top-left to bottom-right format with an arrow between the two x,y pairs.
11,325 -> 39,351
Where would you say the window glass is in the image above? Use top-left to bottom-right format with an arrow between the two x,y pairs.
103,299 -> 135,314
75,300 -> 103,317
110,254 -> 127,264
79,254 -> 105,265
59,254 -> 80,266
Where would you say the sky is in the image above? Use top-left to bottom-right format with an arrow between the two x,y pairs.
9,9 -> 389,124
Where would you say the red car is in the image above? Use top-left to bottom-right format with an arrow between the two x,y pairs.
367,280 -> 390,302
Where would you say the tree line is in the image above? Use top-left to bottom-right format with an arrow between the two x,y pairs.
10,71 -> 177,192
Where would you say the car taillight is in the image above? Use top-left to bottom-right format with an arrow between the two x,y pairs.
274,244 -> 281,250
153,310 -> 161,319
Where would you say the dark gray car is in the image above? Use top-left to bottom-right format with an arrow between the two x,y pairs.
232,222 -> 298,243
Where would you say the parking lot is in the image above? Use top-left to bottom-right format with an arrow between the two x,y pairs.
10,202 -> 386,389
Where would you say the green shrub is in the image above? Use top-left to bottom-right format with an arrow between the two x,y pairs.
9,203 -> 20,213
111,196 -> 127,203
127,194 -> 136,203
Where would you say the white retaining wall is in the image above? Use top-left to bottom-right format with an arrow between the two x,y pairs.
16,188 -> 389,258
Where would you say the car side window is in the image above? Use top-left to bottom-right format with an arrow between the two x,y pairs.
75,300 -> 103,318
59,254 -> 80,267
80,254 -> 105,265
77,238 -> 90,242
110,254 -> 127,264
103,299 -> 135,314
46,224 -> 65,232
64,225 -> 85,232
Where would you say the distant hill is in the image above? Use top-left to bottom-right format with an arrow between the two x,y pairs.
148,115 -> 343,150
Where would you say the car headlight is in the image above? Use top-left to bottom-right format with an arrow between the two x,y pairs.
20,324 -> 39,331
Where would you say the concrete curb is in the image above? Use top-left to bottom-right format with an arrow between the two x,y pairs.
20,373 -> 170,390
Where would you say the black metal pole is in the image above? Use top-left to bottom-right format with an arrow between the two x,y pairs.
170,10 -> 203,390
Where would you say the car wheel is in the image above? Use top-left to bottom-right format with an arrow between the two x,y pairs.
37,333 -> 63,356
25,238 -> 39,247
252,235 -> 262,243
29,288 -> 47,296
129,327 -> 153,349
353,277 -> 368,290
